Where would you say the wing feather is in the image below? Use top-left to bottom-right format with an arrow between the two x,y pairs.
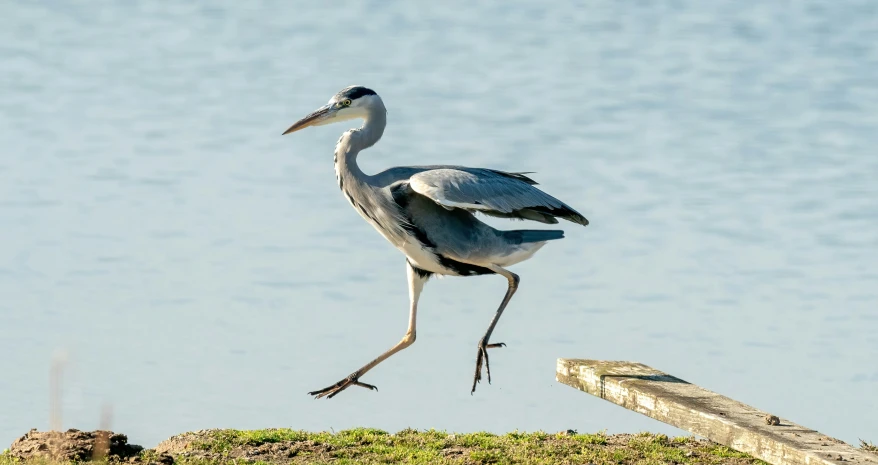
407,168 -> 588,226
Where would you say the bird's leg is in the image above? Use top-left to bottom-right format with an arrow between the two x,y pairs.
471,265 -> 519,394
308,261 -> 428,399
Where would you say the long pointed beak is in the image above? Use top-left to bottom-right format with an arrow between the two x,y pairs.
282,104 -> 333,135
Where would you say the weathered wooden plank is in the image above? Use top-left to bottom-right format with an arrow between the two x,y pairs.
557,359 -> 875,465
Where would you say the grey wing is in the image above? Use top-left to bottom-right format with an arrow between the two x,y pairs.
407,167 -> 589,226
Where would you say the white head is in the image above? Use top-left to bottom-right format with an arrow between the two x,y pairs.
282,85 -> 384,135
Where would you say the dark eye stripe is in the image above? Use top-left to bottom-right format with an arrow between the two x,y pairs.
338,86 -> 377,101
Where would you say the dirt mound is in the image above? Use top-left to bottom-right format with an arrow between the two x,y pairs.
8,429 -> 144,462
154,429 -> 220,455
154,429 -> 332,462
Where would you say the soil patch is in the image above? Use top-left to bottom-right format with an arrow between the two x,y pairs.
7,429 -> 144,462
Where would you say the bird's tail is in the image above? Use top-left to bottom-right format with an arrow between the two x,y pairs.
506,229 -> 565,244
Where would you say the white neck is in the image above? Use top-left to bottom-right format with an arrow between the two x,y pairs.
334,98 -> 387,188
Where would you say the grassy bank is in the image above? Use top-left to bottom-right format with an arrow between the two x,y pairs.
163,428 -> 769,464
3,428 -> 876,465
3,428 -> 775,465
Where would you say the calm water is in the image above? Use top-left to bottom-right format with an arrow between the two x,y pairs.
2,0 -> 877,448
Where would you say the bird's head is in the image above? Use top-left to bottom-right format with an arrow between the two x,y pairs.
282,85 -> 382,135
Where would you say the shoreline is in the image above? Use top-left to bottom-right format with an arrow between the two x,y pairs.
4,428 -> 875,465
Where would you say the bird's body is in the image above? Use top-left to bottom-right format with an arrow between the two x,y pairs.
341,163 -> 577,277
283,85 -> 588,398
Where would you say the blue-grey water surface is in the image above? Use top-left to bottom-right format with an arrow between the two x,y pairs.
2,0 -> 877,448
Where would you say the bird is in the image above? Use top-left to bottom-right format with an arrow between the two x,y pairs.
282,85 -> 588,399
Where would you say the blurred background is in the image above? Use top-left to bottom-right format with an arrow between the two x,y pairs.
1,0 -> 876,448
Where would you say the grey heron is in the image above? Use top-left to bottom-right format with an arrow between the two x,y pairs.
283,85 -> 588,399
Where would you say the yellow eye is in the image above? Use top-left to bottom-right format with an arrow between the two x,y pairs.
342,99 -> 352,106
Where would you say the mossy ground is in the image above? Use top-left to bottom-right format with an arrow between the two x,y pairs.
3,429 -> 875,465
3,428 -> 771,465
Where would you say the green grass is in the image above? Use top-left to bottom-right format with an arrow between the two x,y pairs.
147,428 -> 768,465
3,429 -> 873,465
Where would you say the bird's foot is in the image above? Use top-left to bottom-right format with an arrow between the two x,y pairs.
471,339 -> 506,394
308,372 -> 377,399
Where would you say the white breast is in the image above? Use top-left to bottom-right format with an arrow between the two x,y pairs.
396,240 -> 445,273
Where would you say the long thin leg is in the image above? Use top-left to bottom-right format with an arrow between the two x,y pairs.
472,264 -> 519,394
308,260 -> 428,399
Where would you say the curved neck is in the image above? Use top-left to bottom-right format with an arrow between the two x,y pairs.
334,102 -> 387,187
356,103 -> 387,151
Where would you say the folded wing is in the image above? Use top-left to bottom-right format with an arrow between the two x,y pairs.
407,168 -> 588,226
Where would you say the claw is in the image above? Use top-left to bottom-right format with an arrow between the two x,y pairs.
471,340 -> 505,394
354,381 -> 378,391
308,373 -> 377,399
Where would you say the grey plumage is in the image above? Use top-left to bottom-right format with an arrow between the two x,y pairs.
507,229 -> 566,243
282,85 -> 588,399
